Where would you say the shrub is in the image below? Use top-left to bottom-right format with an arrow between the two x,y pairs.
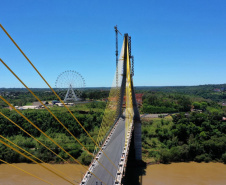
194,154 -> 211,163
148,150 -> 159,158
78,152 -> 93,165
222,153 -> 226,164
160,150 -> 171,164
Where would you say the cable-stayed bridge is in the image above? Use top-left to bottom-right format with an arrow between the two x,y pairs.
0,24 -> 142,185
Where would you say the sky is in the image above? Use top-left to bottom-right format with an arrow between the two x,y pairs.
0,0 -> 226,88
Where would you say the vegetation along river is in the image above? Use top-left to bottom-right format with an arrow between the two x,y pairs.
0,162 -> 225,185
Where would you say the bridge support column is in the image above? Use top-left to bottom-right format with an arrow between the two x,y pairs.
134,121 -> 142,160
130,76 -> 142,161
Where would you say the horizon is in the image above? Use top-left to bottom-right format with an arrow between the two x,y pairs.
1,83 -> 226,90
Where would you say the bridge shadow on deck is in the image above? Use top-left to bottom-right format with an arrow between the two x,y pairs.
122,132 -> 146,185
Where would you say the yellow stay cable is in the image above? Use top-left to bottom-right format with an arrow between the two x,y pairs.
0,58 -> 114,179
0,97 -> 106,185
0,159 -> 53,185
0,24 -> 117,170
0,135 -> 78,184
0,139 -> 75,185
94,89 -> 121,155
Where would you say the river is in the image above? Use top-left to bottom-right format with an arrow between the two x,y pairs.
143,162 -> 226,185
0,162 -> 225,185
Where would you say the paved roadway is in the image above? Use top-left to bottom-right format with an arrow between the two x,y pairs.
86,117 -> 125,185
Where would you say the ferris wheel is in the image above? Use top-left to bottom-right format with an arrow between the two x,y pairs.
55,70 -> 86,102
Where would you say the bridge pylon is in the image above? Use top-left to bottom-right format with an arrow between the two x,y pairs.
80,32 -> 142,185
118,33 -> 142,161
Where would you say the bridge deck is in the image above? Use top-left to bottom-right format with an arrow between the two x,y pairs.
86,118 -> 125,185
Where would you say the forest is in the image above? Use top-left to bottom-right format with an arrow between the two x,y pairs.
0,84 -> 226,165
142,112 -> 226,164
0,103 -> 105,165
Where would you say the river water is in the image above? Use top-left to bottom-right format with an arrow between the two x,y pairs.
143,162 -> 226,185
0,162 -> 225,185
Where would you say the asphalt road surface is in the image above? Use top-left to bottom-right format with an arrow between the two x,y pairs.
86,117 -> 125,185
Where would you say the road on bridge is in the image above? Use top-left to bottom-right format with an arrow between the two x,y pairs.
86,117 -> 125,185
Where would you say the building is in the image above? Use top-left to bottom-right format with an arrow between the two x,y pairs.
16,105 -> 39,110
52,100 -> 60,105
123,93 -> 143,107
213,88 -> 221,92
